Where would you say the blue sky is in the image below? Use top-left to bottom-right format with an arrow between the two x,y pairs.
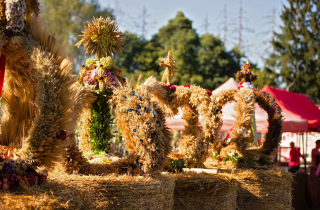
99,0 -> 287,68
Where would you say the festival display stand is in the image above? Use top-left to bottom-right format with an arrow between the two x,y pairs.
0,1 -> 291,209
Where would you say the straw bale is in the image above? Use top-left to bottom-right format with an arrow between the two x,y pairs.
0,173 -> 174,210
172,172 -> 237,210
232,169 -> 292,210
152,172 -> 175,210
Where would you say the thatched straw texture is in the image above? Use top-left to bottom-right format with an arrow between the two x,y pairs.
0,173 -> 174,210
172,172 -> 237,210
233,169 -> 292,210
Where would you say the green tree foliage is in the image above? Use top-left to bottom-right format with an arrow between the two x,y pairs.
270,0 -> 320,102
89,88 -> 114,154
153,12 -> 200,85
198,33 -> 240,89
118,12 -> 241,90
40,0 -> 114,70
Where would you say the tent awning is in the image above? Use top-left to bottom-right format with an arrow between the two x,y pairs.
262,85 -> 320,129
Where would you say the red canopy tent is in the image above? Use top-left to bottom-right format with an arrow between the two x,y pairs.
262,85 -> 320,129
165,78 -> 309,132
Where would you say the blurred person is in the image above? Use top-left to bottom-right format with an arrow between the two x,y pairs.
311,140 -> 320,175
285,142 -> 304,173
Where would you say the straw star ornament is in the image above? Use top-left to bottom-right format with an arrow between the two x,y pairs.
75,16 -> 125,58
159,51 -> 179,84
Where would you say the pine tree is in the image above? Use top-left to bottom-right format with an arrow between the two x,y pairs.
272,0 -> 320,102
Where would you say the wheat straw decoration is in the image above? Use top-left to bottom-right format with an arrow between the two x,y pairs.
75,16 -> 125,58
159,51 -> 178,84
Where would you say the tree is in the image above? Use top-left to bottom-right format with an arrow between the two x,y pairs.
271,0 -> 320,102
40,0 -> 114,71
114,32 -> 161,86
197,33 -> 240,89
153,12 -> 200,85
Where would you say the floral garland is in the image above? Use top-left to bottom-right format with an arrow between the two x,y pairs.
0,147 -> 47,190
210,88 -> 283,166
250,90 -> 283,156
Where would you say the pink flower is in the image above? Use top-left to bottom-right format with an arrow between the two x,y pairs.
171,85 -> 177,91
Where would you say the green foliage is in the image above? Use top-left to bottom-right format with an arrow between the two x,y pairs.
212,153 -> 274,167
40,0 -> 114,71
198,33 -> 240,89
269,0 -> 320,102
118,12 -> 241,89
89,88 -> 114,154
169,158 -> 185,173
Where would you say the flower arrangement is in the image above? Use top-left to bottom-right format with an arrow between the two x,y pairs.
164,82 -> 177,95
236,61 -> 258,83
168,151 -> 198,173
78,57 -> 119,91
5,0 -> 26,33
0,148 -> 47,191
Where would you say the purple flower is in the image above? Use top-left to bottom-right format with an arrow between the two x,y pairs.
3,162 -> 14,172
245,71 -> 251,75
87,80 -> 91,85
57,130 -> 67,140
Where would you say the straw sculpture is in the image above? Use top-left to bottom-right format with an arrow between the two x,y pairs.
0,1 -> 93,172
147,57 -> 284,168
145,56 -> 223,167
69,17 -> 172,175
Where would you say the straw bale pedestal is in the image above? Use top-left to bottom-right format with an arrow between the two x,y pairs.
172,172 -> 237,210
0,173 -> 175,210
234,169 -> 292,210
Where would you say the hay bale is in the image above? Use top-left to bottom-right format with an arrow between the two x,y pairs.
0,173 -> 175,210
234,169 -> 292,210
172,172 -> 237,210
153,172 -> 175,210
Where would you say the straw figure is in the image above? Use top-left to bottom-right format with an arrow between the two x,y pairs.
148,57 -> 283,168
160,51 -> 178,85
70,17 -> 172,175
0,0 -> 93,172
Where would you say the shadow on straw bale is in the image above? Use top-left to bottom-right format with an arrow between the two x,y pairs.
172,172 -> 237,210
233,169 -> 292,210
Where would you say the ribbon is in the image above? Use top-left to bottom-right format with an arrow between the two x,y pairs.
0,53 -> 6,97
252,114 -> 258,146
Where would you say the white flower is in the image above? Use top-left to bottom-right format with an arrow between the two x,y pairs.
227,149 -> 236,156
241,82 -> 254,89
